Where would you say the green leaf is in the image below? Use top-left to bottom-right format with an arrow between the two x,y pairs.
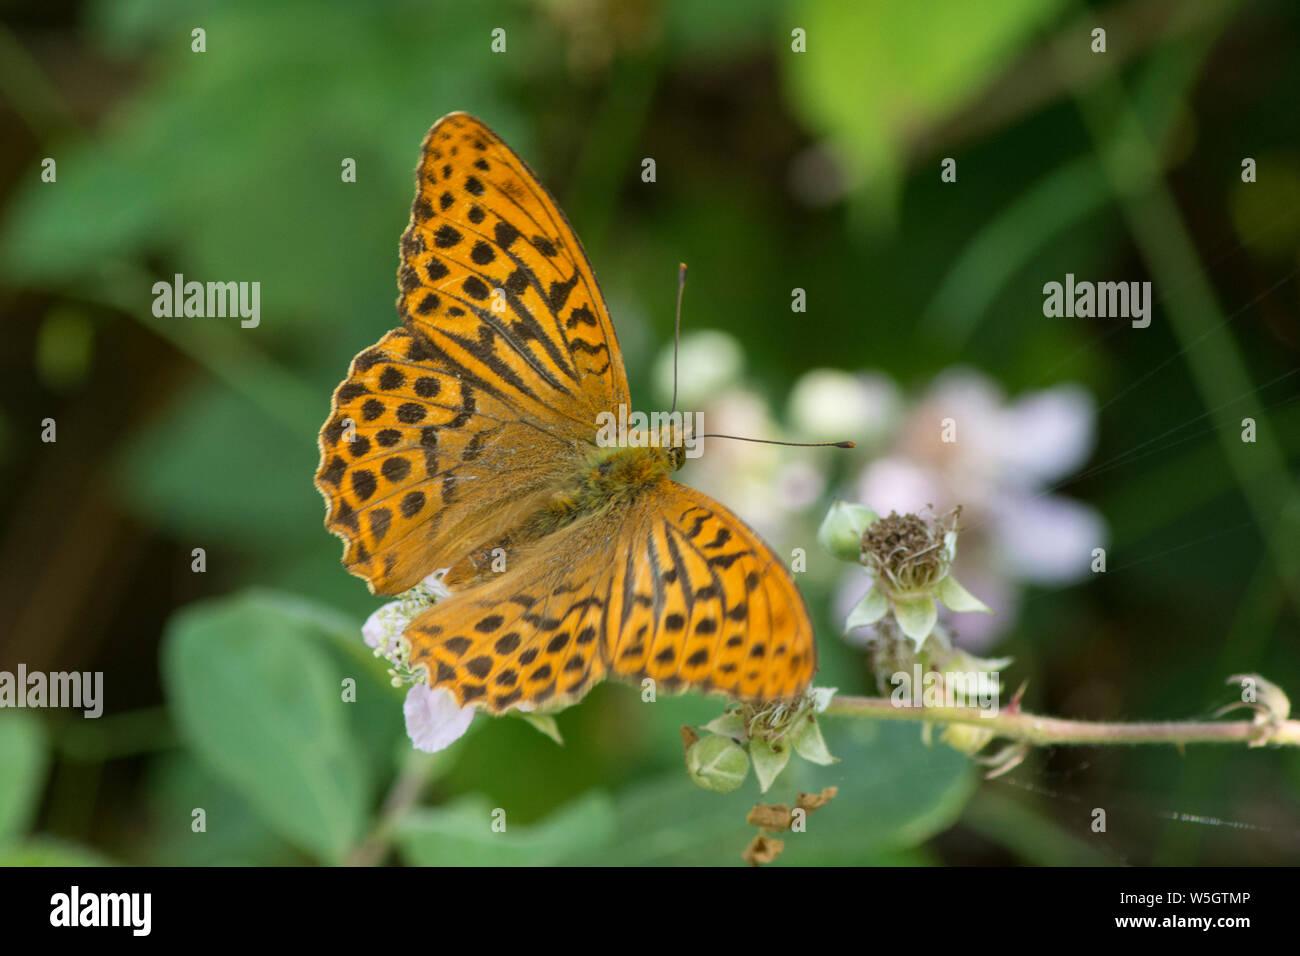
0,713 -> 48,840
144,753 -> 303,866
396,792 -> 615,866
784,0 -> 1067,223
162,591 -> 373,864
750,737 -> 792,793
0,836 -> 112,866
936,574 -> 993,614
845,583 -> 889,631
573,722 -> 976,865
113,383 -> 320,550
516,712 -> 564,746
893,595 -> 939,647
791,715 -> 838,766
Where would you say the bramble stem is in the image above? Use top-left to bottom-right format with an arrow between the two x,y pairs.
822,696 -> 1300,747
345,750 -> 438,866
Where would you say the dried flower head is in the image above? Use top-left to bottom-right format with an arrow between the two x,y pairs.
861,507 -> 958,593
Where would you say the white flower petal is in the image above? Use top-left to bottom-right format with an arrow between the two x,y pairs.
787,368 -> 901,445
775,459 -> 826,512
922,368 -> 1005,455
420,568 -> 453,600
652,330 -> 744,410
992,494 -> 1107,584
995,385 -> 1096,487
856,457 -> 941,516
362,600 -> 407,650
403,684 -> 475,753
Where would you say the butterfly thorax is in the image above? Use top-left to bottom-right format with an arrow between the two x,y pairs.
526,443 -> 681,537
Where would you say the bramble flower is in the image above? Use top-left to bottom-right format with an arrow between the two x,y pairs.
825,506 -> 991,649
360,569 -> 475,754
848,367 -> 1105,647
688,687 -> 838,794
362,570 -> 451,653
649,338 -> 1103,651
787,368 -> 901,447
403,683 -> 475,754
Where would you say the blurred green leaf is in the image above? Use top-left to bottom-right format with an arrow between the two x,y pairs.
1,0 -> 522,331
144,753 -> 304,865
0,836 -> 112,866
396,791 -> 616,866
162,590 -> 374,863
114,381 -> 319,549
665,0 -> 780,61
0,713 -> 49,841
784,0 -> 1066,220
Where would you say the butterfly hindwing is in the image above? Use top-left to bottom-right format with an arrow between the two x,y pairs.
401,482 -> 815,713
405,514 -> 620,712
605,484 -> 815,701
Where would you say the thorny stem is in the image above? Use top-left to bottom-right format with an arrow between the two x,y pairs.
823,696 -> 1300,748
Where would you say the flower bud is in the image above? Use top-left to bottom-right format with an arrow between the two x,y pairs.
939,722 -> 996,755
685,736 -> 750,793
817,500 -> 880,562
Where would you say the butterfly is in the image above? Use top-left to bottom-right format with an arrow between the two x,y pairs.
315,112 -> 815,714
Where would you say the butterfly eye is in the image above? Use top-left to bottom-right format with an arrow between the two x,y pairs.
669,447 -> 685,471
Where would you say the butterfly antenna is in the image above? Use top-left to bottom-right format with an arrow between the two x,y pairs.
671,262 -> 686,414
700,434 -> 855,449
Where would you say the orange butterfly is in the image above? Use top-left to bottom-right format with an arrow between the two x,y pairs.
315,112 -> 815,713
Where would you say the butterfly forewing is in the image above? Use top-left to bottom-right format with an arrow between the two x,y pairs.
317,112 -> 632,595
316,327 -> 574,593
399,112 -> 629,424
